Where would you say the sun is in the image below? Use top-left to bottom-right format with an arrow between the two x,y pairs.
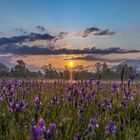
69,61 -> 74,68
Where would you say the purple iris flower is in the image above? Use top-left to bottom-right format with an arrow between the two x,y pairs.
19,100 -> 25,107
90,119 -> 98,127
38,118 -> 45,128
87,118 -> 99,133
9,87 -> 15,95
97,102 -> 105,112
34,97 -> 40,104
90,118 -> 99,129
29,125 -> 40,139
96,80 -> 100,86
74,89 -> 79,97
128,79 -> 132,85
105,99 -> 112,109
87,124 -> 94,131
29,118 -> 46,139
124,89 -> 131,97
112,82 -> 119,93
105,121 -> 116,135
49,123 -> 57,132
16,100 -> 25,112
34,97 -> 42,106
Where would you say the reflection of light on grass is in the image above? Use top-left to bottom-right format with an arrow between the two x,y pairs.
69,61 -> 74,82
69,61 -> 74,68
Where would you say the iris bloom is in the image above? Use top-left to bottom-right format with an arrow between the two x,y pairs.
105,121 -> 116,135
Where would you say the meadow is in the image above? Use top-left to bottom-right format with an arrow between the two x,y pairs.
0,76 -> 140,140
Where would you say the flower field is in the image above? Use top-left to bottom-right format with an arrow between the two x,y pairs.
0,77 -> 140,140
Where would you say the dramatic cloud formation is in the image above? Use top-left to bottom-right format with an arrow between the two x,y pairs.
0,26 -> 116,47
0,41 -> 139,55
0,31 -> 68,47
0,32 -> 55,46
36,25 -> 46,32
81,27 -> 116,37
0,27 -> 138,56
14,28 -> 27,34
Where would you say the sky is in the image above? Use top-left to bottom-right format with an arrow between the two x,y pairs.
0,0 -> 140,70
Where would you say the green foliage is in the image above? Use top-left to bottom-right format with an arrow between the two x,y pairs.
0,80 -> 140,139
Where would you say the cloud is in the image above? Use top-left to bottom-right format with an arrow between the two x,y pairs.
29,32 -> 55,41
0,28 -> 137,56
81,27 -> 116,37
51,31 -> 68,42
36,25 -> 46,32
0,30 -> 69,47
0,32 -> 55,46
14,28 -> 27,34
83,27 -> 100,37
64,54 -> 124,62
0,40 -> 139,56
95,29 -> 115,36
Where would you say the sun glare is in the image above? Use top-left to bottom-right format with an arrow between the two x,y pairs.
69,61 -> 74,68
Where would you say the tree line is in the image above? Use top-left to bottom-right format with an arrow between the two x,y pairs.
0,60 -> 140,80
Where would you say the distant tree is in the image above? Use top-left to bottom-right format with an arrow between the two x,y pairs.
95,62 -> 102,74
102,62 -> 109,79
102,62 -> 108,73
41,64 -> 57,79
0,58 -> 139,80
15,60 -> 26,72
115,65 -> 123,78
11,60 -> 28,77
77,65 -> 84,72
0,63 -> 9,77
37,71 -> 42,77
115,64 -> 135,80
41,65 -> 49,76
